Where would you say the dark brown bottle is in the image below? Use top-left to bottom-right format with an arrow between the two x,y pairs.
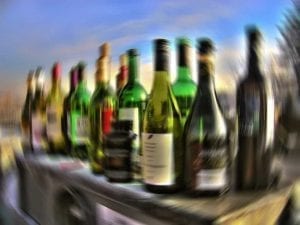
62,67 -> 78,155
236,26 -> 275,190
184,39 -> 229,196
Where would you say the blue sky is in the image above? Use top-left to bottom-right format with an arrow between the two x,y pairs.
0,0 -> 291,93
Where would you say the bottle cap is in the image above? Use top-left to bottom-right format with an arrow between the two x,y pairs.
77,61 -> 86,80
197,38 -> 215,54
177,37 -> 191,67
127,49 -> 139,57
70,66 -> 78,87
35,66 -> 45,88
246,25 -> 261,46
100,43 -> 110,57
154,39 -> 169,52
119,53 -> 128,67
52,62 -> 61,80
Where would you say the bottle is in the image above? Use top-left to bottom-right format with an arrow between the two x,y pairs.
236,26 -> 275,190
62,67 -> 78,156
70,62 -> 91,159
184,39 -> 229,196
89,43 -> 116,173
21,71 -> 35,152
116,54 -> 128,96
142,39 -> 182,193
118,49 -> 148,180
30,67 -> 47,153
104,120 -> 136,183
172,38 -> 197,125
46,62 -> 66,154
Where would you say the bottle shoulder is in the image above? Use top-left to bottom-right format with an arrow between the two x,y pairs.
91,85 -> 116,103
119,83 -> 148,101
172,80 -> 197,96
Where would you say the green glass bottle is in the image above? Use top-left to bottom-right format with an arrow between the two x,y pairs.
70,62 -> 91,159
89,43 -> 116,174
62,67 -> 78,155
118,49 -> 148,180
46,62 -> 66,154
172,38 -> 197,125
142,39 -> 183,193
184,39 -> 229,196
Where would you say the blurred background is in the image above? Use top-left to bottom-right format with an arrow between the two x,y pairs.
0,0 -> 298,139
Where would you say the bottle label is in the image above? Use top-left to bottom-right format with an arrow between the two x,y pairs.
142,133 -> 174,185
100,107 -> 114,137
31,113 -> 44,150
196,168 -> 227,190
72,113 -> 89,144
46,106 -> 62,140
240,91 -> 260,136
119,107 -> 140,178
191,147 -> 227,190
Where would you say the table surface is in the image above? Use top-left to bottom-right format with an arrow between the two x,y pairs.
15,154 -> 297,225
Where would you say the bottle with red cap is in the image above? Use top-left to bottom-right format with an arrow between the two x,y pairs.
46,62 -> 66,154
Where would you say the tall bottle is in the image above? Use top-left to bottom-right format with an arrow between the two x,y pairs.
116,54 -> 128,96
46,62 -> 66,154
62,67 -> 78,156
236,26 -> 275,190
70,62 -> 91,159
172,38 -> 197,125
30,67 -> 47,153
184,39 -> 229,196
142,39 -> 182,193
118,49 -> 148,180
89,43 -> 116,174
21,71 -> 35,151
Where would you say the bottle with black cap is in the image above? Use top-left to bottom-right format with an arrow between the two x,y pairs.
118,48 -> 148,180
184,38 -> 229,196
142,39 -> 183,193
236,26 -> 275,190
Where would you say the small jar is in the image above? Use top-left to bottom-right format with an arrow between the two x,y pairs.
104,120 -> 136,182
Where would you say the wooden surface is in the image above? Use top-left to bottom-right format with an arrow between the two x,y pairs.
16,155 -> 295,225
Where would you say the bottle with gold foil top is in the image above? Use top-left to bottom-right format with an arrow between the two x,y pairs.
184,39 -> 229,196
89,43 -> 117,174
46,62 -> 66,154
116,54 -> 128,96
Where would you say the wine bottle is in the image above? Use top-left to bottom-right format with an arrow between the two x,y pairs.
184,39 -> 229,196
142,39 -> 183,193
30,67 -> 47,153
62,67 -> 78,156
236,26 -> 275,190
172,38 -> 197,125
46,62 -> 66,154
21,71 -> 35,152
116,54 -> 128,96
70,62 -> 91,159
89,43 -> 116,173
118,49 -> 148,180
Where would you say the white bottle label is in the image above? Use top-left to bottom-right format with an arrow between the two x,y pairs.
75,116 -> 89,144
142,133 -> 174,185
46,106 -> 62,140
31,113 -> 44,150
196,168 -> 226,190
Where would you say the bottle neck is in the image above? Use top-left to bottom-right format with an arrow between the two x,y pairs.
177,43 -> 192,81
198,55 -> 215,91
51,78 -> 61,93
152,52 -> 170,96
247,44 -> 262,78
128,55 -> 139,84
177,67 -> 192,81
95,56 -> 110,86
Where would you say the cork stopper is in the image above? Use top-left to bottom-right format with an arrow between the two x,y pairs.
119,53 -> 128,67
100,43 -> 110,57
